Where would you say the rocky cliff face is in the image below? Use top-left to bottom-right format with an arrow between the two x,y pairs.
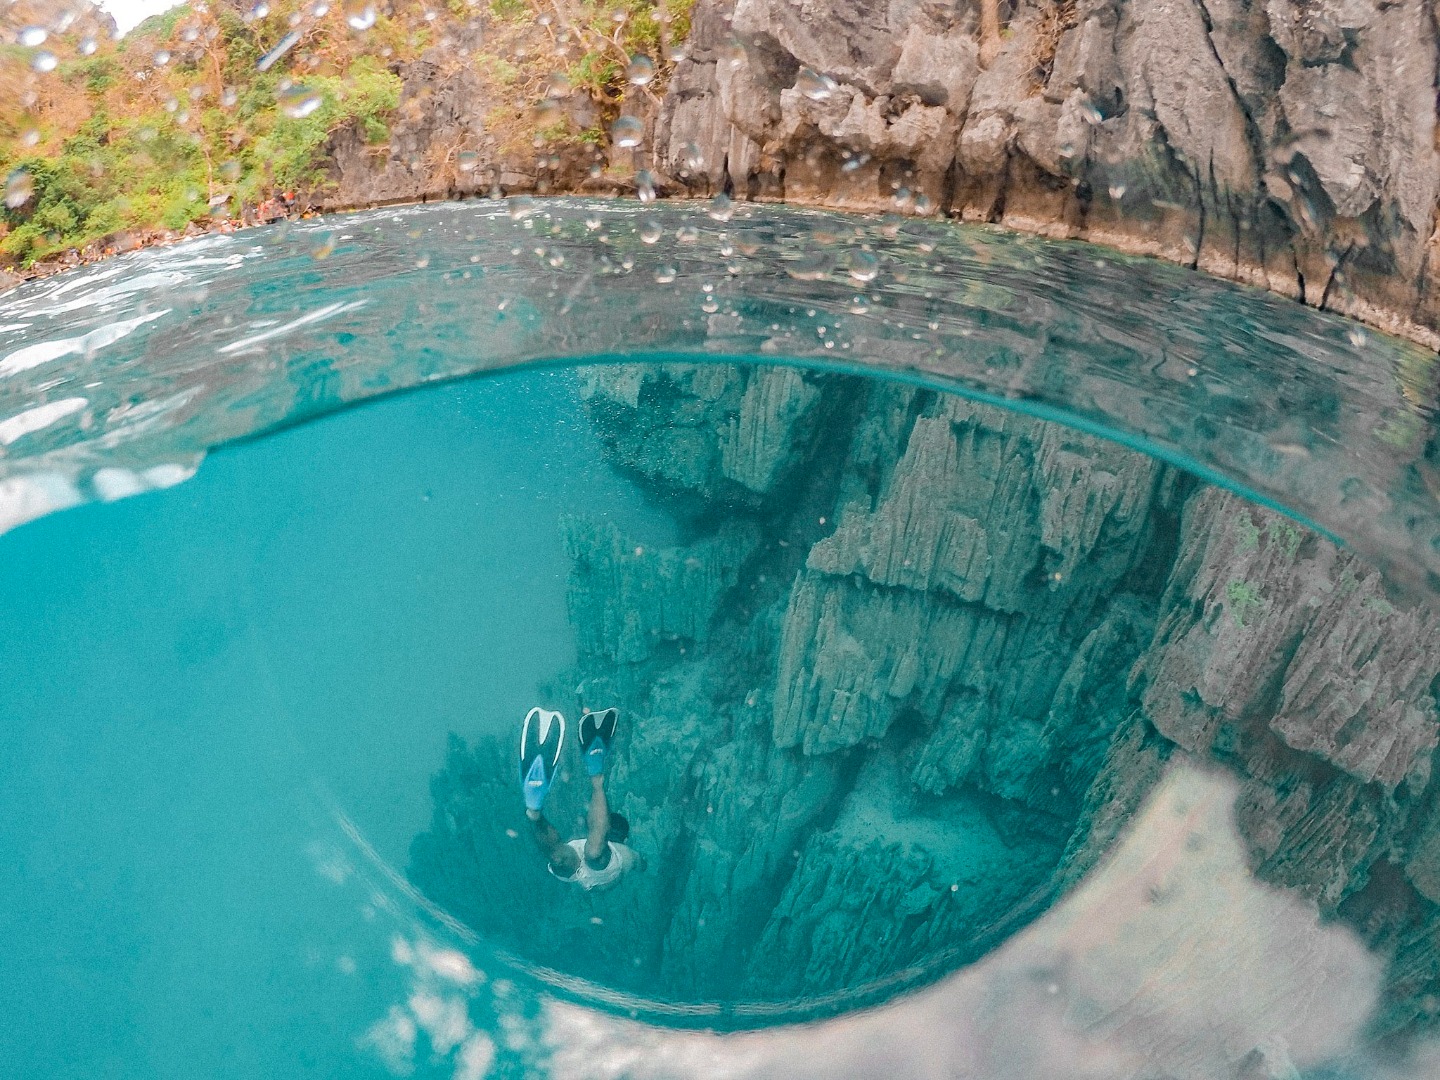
658,0 -> 1440,347
407,362 -> 1440,1047
312,0 -> 1440,348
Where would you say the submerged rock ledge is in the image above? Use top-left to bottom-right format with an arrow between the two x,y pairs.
410,364 -> 1440,1049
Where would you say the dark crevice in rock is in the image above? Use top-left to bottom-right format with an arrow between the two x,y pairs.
1320,240 -> 1356,312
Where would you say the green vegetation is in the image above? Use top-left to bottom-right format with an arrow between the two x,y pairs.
1226,580 -> 1264,627
1234,514 -> 1261,552
1362,594 -> 1395,616
1,51 -> 401,263
1269,520 -> 1303,559
0,0 -> 695,270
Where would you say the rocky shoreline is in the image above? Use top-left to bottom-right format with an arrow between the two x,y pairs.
8,0 -> 1440,354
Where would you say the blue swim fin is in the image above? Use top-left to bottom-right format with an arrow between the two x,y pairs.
579,707 -> 618,777
519,707 -> 565,811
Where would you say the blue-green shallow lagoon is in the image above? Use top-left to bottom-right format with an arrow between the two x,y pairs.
0,370 -> 669,1079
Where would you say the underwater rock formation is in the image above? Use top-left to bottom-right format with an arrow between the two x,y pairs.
409,363 -> 1440,1047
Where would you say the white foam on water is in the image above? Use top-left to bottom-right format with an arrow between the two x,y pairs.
0,309 -> 169,377
91,461 -> 198,502
0,471 -> 83,535
218,300 -> 367,355
0,397 -> 87,444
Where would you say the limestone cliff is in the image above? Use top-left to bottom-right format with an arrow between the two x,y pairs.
657,0 -> 1440,347
302,0 -> 1440,350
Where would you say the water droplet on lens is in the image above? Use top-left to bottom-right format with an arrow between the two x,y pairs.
846,250 -> 879,282
5,169 -> 34,209
584,215 -> 601,230
277,83 -> 323,118
676,225 -> 699,243
786,252 -> 831,280
639,217 -> 662,244
636,169 -> 656,202
707,192 -> 734,221
655,265 -> 676,284
1108,183 -> 1126,200
1348,327 -> 1368,348
19,26 -> 47,47
535,98 -> 563,126
626,53 -> 655,86
222,86 -> 239,107
702,296 -> 719,313
545,72 -> 572,98
734,229 -> 761,256
796,66 -> 837,101
249,1 -> 270,18
32,51 -> 57,73
680,141 -> 704,172
344,0 -> 376,29
458,150 -> 479,172
912,193 -> 934,216
79,36 -> 97,55
611,116 -> 644,148
507,195 -> 538,219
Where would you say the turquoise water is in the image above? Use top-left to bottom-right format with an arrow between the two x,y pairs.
0,372 -> 671,1077
3,201 -> 1440,1079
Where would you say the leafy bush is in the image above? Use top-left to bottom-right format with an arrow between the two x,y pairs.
1225,580 -> 1263,627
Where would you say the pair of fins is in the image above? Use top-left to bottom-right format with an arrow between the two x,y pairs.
519,706 -> 617,811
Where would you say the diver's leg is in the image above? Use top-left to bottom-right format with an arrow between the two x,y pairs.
584,775 -> 611,864
528,809 -> 580,875
519,707 -> 577,875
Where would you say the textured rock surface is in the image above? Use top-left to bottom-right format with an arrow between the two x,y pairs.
409,364 -> 1440,1044
297,0 -> 1440,348
658,0 -> 1440,346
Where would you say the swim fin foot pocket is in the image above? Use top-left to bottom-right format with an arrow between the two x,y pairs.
519,707 -> 565,811
579,707 -> 618,777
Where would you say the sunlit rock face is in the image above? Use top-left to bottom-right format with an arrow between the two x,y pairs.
409,363 -> 1440,1029
658,0 -> 1440,347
